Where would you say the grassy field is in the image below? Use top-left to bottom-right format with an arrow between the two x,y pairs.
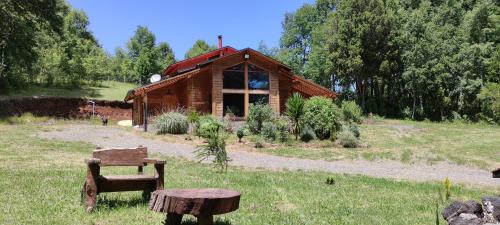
245,119 -> 500,170
0,81 -> 137,101
0,122 -> 498,224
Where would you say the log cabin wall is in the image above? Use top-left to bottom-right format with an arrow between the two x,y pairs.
278,71 -> 292,113
145,79 -> 188,115
132,96 -> 143,125
211,51 -> 280,118
187,70 -> 212,114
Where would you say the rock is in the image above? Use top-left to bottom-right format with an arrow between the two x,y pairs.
448,215 -> 483,225
482,196 -> 500,223
443,200 -> 484,221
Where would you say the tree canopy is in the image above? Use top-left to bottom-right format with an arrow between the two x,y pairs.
184,40 -> 217,59
278,0 -> 499,123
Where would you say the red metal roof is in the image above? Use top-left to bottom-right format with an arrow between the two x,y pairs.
162,46 -> 238,76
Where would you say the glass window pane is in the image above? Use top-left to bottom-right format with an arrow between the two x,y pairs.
223,63 -> 245,89
223,93 -> 244,117
249,94 -> 269,105
248,64 -> 269,90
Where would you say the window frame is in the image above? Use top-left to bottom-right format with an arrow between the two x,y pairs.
221,62 -> 271,118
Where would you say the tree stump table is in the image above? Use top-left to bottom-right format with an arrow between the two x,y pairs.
149,188 -> 240,225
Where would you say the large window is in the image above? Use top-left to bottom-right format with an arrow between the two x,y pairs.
249,94 -> 269,105
222,63 -> 271,118
223,94 -> 244,117
223,63 -> 245,89
248,64 -> 269,90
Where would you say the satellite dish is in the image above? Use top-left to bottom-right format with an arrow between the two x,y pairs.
150,74 -> 161,83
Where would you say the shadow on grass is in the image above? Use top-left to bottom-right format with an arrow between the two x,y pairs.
180,218 -> 232,225
94,195 -> 148,211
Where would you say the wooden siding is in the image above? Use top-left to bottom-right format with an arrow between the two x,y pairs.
187,70 -> 212,113
211,50 -> 281,117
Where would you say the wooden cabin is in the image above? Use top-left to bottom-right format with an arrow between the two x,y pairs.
124,37 -> 336,126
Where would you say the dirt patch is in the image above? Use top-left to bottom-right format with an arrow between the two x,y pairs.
0,97 -> 131,120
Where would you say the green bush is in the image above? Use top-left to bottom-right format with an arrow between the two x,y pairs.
300,126 -> 316,142
402,107 -> 412,120
247,102 -> 274,134
338,130 -> 359,148
154,112 -> 189,134
187,110 -> 201,124
236,128 -> 245,142
302,96 -> 342,140
196,115 -> 225,138
477,82 -> 500,124
276,116 -> 291,142
348,123 -> 360,138
261,121 -> 277,141
253,136 -> 264,148
341,101 -> 363,123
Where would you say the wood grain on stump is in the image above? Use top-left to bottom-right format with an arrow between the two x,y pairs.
149,188 -> 240,225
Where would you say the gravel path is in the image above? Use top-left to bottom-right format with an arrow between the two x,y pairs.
39,125 -> 499,187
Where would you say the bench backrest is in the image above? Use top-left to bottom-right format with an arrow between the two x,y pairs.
92,146 -> 147,166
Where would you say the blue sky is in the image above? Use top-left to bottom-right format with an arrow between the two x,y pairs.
67,0 -> 315,59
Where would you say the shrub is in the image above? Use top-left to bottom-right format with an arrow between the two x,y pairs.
477,82 -> 500,124
300,126 -> 316,142
236,128 -> 245,142
194,122 -> 230,171
154,112 -> 189,134
261,121 -> 277,141
302,96 -> 342,140
247,102 -> 274,134
341,101 -> 363,124
196,115 -> 225,138
276,116 -> 291,142
402,107 -> 412,120
253,136 -> 264,148
338,130 -> 359,148
286,92 -> 305,140
187,110 -> 200,124
348,123 -> 360,138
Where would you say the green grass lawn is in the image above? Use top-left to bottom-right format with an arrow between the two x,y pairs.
249,119 -> 500,170
0,81 -> 137,101
0,123 -> 498,224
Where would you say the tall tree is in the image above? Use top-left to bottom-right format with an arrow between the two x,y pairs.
157,42 -> 176,69
126,26 -> 161,84
185,40 -> 216,59
0,0 -> 65,89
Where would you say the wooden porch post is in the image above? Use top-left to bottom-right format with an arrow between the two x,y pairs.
244,63 -> 249,118
143,94 -> 148,132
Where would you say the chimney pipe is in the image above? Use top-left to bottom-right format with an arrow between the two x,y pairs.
218,35 -> 222,49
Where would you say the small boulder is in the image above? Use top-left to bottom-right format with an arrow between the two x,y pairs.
482,196 -> 500,223
448,214 -> 483,225
443,200 -> 484,221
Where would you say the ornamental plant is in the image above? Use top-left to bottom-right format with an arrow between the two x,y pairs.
247,102 -> 274,134
286,92 -> 305,140
154,111 -> 189,134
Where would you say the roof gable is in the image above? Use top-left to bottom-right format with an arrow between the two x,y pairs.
163,46 -> 237,76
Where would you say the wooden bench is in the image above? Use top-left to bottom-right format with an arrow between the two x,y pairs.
82,146 -> 165,212
493,168 -> 500,178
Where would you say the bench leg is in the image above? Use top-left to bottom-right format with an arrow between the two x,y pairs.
197,215 -> 213,225
164,213 -> 183,225
84,180 -> 97,212
85,163 -> 100,212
